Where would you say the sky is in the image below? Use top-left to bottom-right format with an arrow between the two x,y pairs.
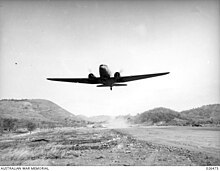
0,0 -> 219,116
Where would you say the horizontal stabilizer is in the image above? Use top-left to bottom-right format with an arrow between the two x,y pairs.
96,84 -> 127,88
113,84 -> 127,86
97,85 -> 109,87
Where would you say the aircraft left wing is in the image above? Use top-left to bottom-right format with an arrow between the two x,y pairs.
47,78 -> 101,84
116,72 -> 170,83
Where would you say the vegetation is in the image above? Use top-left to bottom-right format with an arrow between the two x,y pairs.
0,99 -> 219,130
180,104 -> 220,124
2,118 -> 18,131
0,127 -> 219,166
26,122 -> 36,134
0,99 -> 87,131
0,117 -> 37,135
128,105 -> 220,126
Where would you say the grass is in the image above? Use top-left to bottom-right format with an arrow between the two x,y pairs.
0,128 -> 110,165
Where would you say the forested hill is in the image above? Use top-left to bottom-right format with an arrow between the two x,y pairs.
180,104 -> 220,123
131,107 -> 185,125
0,99 -> 219,127
0,99 -> 84,127
129,104 -> 220,126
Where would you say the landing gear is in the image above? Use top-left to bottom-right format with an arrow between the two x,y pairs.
110,86 -> 112,91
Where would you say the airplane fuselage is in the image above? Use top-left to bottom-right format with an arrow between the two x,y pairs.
99,64 -> 115,89
99,64 -> 111,78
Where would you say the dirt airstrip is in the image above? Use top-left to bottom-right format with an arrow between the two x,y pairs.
0,127 -> 219,166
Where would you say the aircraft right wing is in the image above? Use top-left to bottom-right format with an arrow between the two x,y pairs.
47,78 -> 101,84
116,72 -> 170,83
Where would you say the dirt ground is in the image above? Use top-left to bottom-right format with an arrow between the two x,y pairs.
0,127 -> 219,166
118,126 -> 220,159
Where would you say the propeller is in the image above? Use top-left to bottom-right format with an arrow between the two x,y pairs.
88,68 -> 92,73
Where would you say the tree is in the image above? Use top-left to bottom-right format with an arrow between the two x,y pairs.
3,118 -> 17,132
26,122 -> 36,134
0,118 -> 3,135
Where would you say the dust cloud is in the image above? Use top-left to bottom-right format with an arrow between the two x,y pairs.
105,117 -> 130,128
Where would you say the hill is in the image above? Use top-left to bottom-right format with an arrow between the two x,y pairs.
180,104 -> 220,124
131,107 -> 188,126
129,104 -> 220,126
0,99 -> 84,127
1,99 -> 219,128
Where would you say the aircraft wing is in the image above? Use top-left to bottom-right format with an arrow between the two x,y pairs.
116,72 -> 170,83
47,78 -> 101,84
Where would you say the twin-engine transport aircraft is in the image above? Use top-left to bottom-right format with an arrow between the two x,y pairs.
47,64 -> 170,90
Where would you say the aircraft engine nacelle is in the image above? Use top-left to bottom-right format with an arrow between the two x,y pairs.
88,73 -> 96,80
114,72 -> 120,79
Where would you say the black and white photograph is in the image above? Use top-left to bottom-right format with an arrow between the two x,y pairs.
0,0 -> 219,168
